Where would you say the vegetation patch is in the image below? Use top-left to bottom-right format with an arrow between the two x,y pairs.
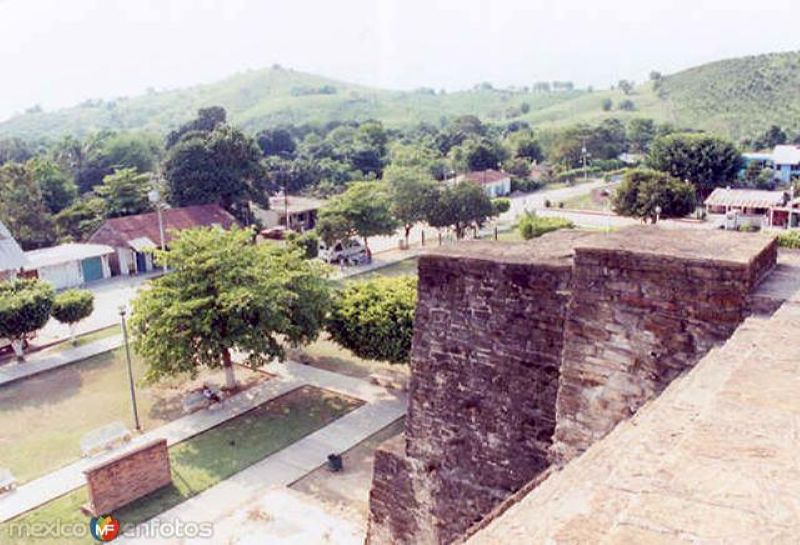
516,213 -> 574,239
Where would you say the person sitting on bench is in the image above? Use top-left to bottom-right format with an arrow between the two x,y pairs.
201,385 -> 221,403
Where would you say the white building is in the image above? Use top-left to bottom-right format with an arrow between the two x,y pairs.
0,221 -> 27,281
743,145 -> 800,184
457,170 -> 512,198
24,243 -> 114,290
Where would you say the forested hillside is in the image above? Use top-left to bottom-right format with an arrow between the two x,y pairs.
2,51 -> 799,142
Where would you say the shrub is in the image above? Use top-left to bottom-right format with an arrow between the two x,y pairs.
544,199 -> 552,208
510,177 -> 544,193
516,213 -> 574,239
492,198 -> 511,214
0,279 -> 54,358
326,276 -> 417,364
52,289 -> 94,344
777,231 -> 800,248
286,230 -> 320,259
612,168 -> 696,222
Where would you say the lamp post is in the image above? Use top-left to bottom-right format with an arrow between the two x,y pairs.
655,205 -> 662,224
147,188 -> 166,252
119,305 -> 141,432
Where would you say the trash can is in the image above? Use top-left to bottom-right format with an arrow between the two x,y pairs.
327,453 -> 343,472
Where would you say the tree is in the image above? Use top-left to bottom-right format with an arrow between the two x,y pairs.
618,80 -> 635,95
28,158 -> 78,214
256,128 -> 297,158
602,98 -> 613,112
627,118 -> 657,153
0,137 -> 34,166
95,168 -> 153,217
316,181 -> 399,251
752,125 -> 787,150
326,276 -> 417,364
646,133 -> 743,196
130,226 -> 330,390
618,99 -> 636,111
52,289 -> 94,345
513,137 -> 543,163
0,279 -> 54,359
0,162 -> 56,250
163,125 -> 268,221
425,182 -> 498,239
492,198 -> 511,214
166,106 -> 227,149
649,71 -> 663,82
612,168 -> 696,222
385,166 -> 438,245
55,196 -> 108,242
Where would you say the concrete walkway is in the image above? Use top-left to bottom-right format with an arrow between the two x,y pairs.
0,360 -> 405,523
0,334 -> 124,386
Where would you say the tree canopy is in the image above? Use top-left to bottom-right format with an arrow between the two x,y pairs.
646,133 -> 743,195
163,125 -> 268,220
424,181 -> 498,239
0,162 -> 56,250
326,276 -> 417,364
0,279 -> 55,358
612,168 -> 697,222
95,167 -> 153,218
130,226 -> 330,389
316,181 -> 399,249
52,289 -> 94,344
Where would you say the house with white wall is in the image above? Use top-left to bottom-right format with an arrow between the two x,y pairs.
743,145 -> 800,184
457,169 -> 512,198
23,243 -> 113,290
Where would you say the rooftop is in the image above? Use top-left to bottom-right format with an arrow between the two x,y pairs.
88,204 -> 238,248
24,243 -> 114,269
705,187 -> 789,209
459,169 -> 511,185
771,145 -> 800,165
0,221 -> 27,272
267,195 -> 326,215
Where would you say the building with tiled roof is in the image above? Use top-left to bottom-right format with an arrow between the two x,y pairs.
88,204 -> 238,275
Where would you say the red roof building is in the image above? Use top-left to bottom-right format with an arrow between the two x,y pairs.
88,204 -> 238,275
456,169 -> 512,197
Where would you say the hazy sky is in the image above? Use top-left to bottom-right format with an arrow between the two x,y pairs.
1,0 -> 798,121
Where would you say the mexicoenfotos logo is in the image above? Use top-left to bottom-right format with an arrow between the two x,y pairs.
89,515 -> 121,542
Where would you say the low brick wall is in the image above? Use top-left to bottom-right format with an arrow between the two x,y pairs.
84,439 -> 172,515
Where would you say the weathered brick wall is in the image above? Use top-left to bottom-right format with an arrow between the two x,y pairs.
364,228 -> 777,545
84,439 -> 172,515
550,233 -> 777,465
367,235 -> 582,545
365,436 -> 424,545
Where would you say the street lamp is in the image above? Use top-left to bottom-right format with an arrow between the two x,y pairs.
655,205 -> 662,224
147,188 -> 166,252
119,305 -> 141,432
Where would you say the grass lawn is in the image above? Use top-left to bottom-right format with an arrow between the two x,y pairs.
0,386 -> 360,545
292,336 -> 408,381
560,185 -> 613,212
0,349 -> 268,484
343,257 -> 419,283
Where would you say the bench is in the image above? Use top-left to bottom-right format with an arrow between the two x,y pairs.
80,422 -> 133,457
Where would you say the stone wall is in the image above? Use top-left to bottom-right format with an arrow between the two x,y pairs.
84,439 -> 172,515
365,228 -> 777,545
550,230 -> 777,464
366,234 -> 584,545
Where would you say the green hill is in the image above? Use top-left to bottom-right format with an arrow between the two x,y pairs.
3,51 -> 800,141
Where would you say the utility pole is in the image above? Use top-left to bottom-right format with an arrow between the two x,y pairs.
119,306 -> 141,432
581,138 -> 589,183
283,185 -> 289,230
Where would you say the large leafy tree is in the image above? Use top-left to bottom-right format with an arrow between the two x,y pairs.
130,227 -> 330,390
54,196 -> 108,242
28,158 -> 78,213
612,168 -> 696,222
316,181 -> 399,251
165,106 -> 227,149
52,289 -> 94,345
163,125 -> 268,220
425,181 -> 498,239
646,133 -> 743,196
0,279 -> 55,359
385,165 -> 438,245
95,167 -> 153,218
0,162 -> 56,250
326,276 -> 417,364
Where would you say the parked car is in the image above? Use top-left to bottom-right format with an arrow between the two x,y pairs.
318,239 -> 368,264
